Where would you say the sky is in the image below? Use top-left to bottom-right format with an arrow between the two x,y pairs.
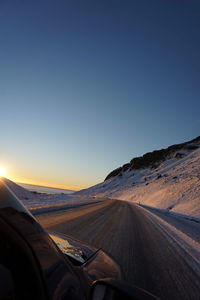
0,0 -> 200,190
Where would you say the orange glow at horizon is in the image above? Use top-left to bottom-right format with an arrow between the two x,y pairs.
7,174 -> 85,191
2,162 -> 93,192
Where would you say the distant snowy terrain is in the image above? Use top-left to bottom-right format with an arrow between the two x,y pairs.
18,182 -> 74,194
2,178 -> 99,214
78,136 -> 200,218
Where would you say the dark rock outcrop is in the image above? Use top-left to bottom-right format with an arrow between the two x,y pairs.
105,136 -> 200,181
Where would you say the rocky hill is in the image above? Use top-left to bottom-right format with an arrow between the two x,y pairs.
78,136 -> 200,218
105,136 -> 200,181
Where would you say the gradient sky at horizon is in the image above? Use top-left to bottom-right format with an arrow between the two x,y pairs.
0,0 -> 200,190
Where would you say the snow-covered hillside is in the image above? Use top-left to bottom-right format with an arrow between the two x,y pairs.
78,137 -> 200,218
1,178 -> 98,214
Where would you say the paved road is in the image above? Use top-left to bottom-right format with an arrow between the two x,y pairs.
37,200 -> 200,300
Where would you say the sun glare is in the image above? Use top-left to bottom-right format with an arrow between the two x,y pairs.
0,167 -> 6,177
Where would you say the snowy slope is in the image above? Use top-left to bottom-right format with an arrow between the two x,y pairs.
78,137 -> 200,218
1,178 -> 98,214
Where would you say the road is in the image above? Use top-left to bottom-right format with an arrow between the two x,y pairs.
37,199 -> 200,300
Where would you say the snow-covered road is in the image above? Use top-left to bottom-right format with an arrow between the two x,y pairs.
38,199 -> 200,300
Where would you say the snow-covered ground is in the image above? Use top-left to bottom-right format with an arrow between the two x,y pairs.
136,204 -> 200,278
3,137 -> 200,219
78,141 -> 200,219
2,166 -> 200,296
2,178 -> 100,214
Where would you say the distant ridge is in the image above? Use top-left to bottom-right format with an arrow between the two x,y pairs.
18,182 -> 74,194
105,136 -> 200,181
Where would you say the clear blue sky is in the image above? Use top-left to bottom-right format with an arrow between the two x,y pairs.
0,0 -> 199,189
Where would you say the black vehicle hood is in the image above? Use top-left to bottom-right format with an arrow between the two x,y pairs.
49,231 -> 121,281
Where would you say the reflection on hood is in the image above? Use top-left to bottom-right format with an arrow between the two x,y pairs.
50,233 -> 85,264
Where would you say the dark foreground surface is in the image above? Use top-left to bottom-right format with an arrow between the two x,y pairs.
37,200 -> 200,300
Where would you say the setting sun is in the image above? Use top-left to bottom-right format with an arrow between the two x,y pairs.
0,167 -> 6,177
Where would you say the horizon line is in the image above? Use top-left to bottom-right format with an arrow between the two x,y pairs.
16,181 -> 78,191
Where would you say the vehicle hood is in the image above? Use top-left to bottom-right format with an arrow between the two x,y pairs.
49,231 -> 121,280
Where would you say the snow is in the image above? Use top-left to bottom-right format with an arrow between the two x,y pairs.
2,161 -> 200,274
138,204 -> 200,275
78,146 -> 200,218
2,178 -> 101,215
